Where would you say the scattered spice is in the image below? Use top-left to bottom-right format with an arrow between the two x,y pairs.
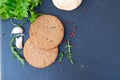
58,62 -> 61,64
71,43 -> 75,47
68,21 -> 73,25
47,31 -> 50,33
70,26 -> 77,37
74,27 -> 77,32
50,26 -> 56,29
63,39 -> 68,43
83,7 -> 87,13
70,32 -> 76,37
65,21 -> 69,25
64,20 -> 73,25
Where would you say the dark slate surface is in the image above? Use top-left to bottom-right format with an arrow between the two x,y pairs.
1,0 -> 120,80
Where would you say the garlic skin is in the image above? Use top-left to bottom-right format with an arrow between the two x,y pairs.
11,27 -> 23,34
52,0 -> 82,11
15,36 -> 23,49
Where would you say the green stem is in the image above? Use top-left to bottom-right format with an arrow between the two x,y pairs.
58,52 -> 64,63
67,39 -> 71,54
10,34 -> 25,65
10,18 -> 28,27
67,39 -> 74,64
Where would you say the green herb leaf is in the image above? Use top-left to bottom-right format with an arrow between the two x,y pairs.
0,0 -> 42,22
29,11 -> 39,23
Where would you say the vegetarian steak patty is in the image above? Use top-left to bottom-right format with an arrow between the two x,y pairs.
24,39 -> 58,68
30,15 -> 64,50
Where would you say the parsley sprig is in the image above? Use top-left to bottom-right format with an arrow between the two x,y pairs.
0,0 -> 42,22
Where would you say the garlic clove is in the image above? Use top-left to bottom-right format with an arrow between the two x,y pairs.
11,27 -> 23,34
15,36 -> 23,49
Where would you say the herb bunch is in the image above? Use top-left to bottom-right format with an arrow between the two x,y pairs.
0,0 -> 42,22
10,19 -> 27,65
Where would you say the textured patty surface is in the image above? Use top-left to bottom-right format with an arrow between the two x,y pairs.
24,39 -> 58,68
30,15 -> 64,49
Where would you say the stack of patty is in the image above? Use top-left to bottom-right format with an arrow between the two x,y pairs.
24,15 -> 64,68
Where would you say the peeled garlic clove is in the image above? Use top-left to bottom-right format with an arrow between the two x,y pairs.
11,27 -> 23,34
52,0 -> 82,11
15,36 -> 23,49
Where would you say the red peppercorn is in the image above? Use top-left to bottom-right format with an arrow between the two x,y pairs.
74,27 -> 77,32
58,62 -> 61,64
71,43 -> 75,47
65,21 -> 69,25
70,32 -> 75,37
64,39 -> 68,43
68,21 -> 73,25
84,7 -> 87,13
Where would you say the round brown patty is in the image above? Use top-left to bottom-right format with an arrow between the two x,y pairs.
30,15 -> 64,50
24,39 -> 58,68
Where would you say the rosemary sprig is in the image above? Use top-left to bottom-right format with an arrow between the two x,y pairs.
65,39 -> 74,64
10,18 -> 28,27
58,52 -> 64,64
10,34 -> 25,65
58,39 -> 74,64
